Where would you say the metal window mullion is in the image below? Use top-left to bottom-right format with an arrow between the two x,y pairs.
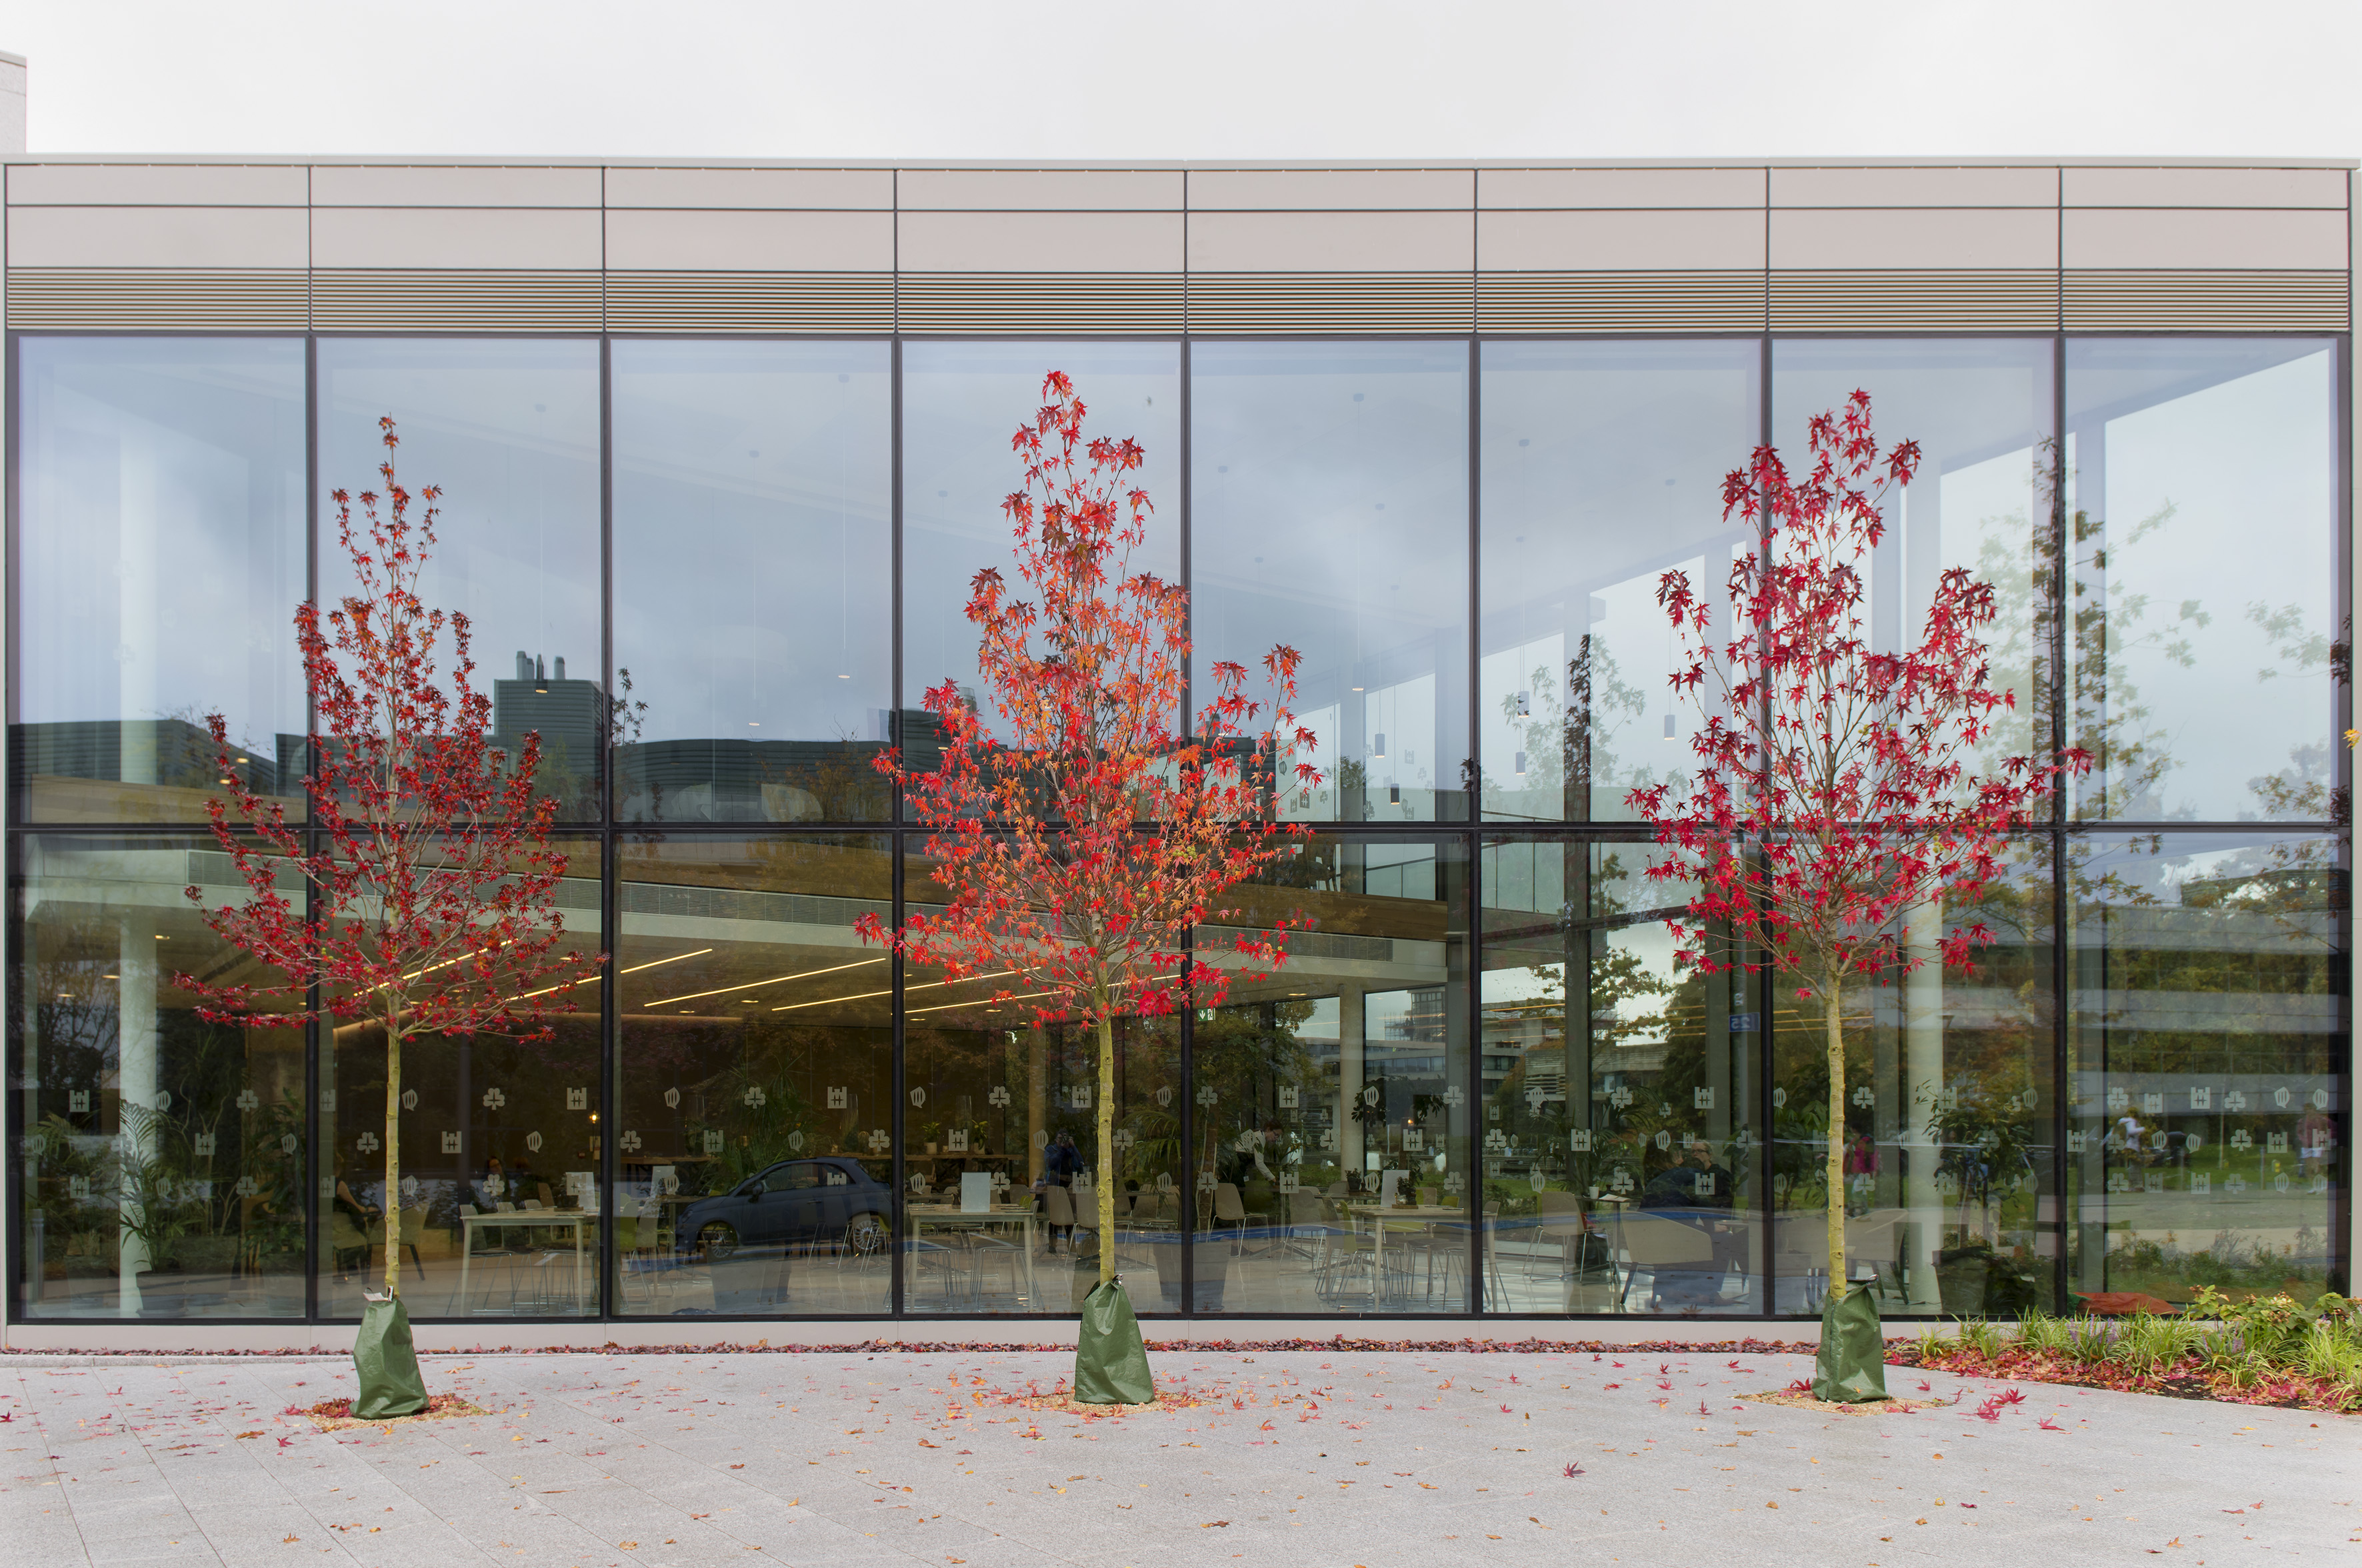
597,333 -> 616,1322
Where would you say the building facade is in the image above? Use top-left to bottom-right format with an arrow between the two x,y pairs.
2,156 -> 2352,1346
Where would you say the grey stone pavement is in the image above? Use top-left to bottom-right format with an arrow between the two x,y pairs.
1,1344 -> 2353,1568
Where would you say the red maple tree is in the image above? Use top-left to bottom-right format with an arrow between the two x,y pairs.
181,417 -> 606,1301
857,371 -> 1320,1301
1626,391 -> 2085,1293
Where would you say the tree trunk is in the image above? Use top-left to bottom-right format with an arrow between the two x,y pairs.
383,1017 -> 403,1299
1823,964 -> 1847,1301
1096,1014 -> 1116,1287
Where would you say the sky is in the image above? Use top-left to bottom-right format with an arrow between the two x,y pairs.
0,0 -> 2354,161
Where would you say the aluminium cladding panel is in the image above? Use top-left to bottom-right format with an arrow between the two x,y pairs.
601,167 -> 895,209
2061,271 -> 2349,331
1478,209 -> 1764,272
602,272 -> 893,332
2061,166 -> 2349,209
895,273 -> 1183,334
1768,271 -> 2059,332
896,211 -> 1183,273
1187,273 -> 1471,333
1767,166 -> 2059,208
307,164 -> 602,208
1189,210 -> 1472,273
895,169 -> 1184,211
309,270 -> 601,331
1187,169 -> 1473,211
311,207 -> 603,270
6,163 -> 311,205
2061,207 -> 2349,271
1475,167 -> 1764,209
3,268 -> 309,330
1767,207 -> 2059,271
603,209 -> 894,271
6,205 -> 309,269
1477,271 -> 1765,333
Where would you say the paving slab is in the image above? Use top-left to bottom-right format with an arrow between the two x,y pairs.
1,1348 -> 2352,1565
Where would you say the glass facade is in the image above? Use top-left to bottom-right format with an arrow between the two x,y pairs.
7,333 -> 2347,1323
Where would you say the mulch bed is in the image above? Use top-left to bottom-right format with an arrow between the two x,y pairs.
1739,1391 -> 1944,1415
289,1393 -> 492,1431
1884,1341 -> 2359,1415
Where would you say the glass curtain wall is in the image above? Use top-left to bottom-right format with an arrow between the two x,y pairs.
5,332 -> 2347,1323
613,834 -> 894,1317
13,338 -> 307,825
1193,343 -> 1470,824
1481,837 -> 1765,1314
1194,835 -> 1471,1315
1766,341 -> 2064,1316
611,341 -> 893,823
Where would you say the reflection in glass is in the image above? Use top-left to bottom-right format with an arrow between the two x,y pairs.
1195,836 -> 1470,1313
1479,342 -> 1757,823
1775,339 -> 2055,781
2065,340 -> 2337,821
318,339 -> 604,819
318,840 -> 606,1321
1770,839 -> 2057,1316
902,343 -> 1179,763
1482,837 -> 1762,1313
615,836 -> 893,1316
13,837 -> 308,1318
613,343 -> 893,823
899,847 -> 1181,1315
2069,833 -> 2342,1304
1195,343 -> 1468,824
15,339 -> 307,825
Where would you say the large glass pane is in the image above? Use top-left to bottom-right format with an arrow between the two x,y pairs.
902,343 -> 1179,760
899,844 -> 1181,1316
13,835 -> 307,1318
614,835 -> 894,1317
14,339 -> 306,825
612,342 -> 893,823
1775,339 -> 2056,783
1194,343 -> 1469,824
1479,341 -> 1757,823
2065,341 -> 2337,821
1770,839 -> 2059,1317
1481,837 -> 1765,1314
2069,832 -> 2343,1305
1193,834 -> 1470,1314
318,339 -> 604,819
318,839 -> 605,1321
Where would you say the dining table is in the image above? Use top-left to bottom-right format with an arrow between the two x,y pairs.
457,1208 -> 593,1313
1345,1203 -> 1471,1304
905,1203 -> 1043,1307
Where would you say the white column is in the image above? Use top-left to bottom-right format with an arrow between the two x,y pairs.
1338,988 -> 1365,1174
118,440 -> 161,786
1901,898 -> 1945,1309
117,910 -> 159,1315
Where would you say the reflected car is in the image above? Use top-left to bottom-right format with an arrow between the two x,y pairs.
675,1157 -> 889,1262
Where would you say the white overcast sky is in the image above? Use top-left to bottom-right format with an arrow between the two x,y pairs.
0,0 -> 2353,161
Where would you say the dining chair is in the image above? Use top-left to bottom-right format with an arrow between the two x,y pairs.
1043,1185 -> 1077,1254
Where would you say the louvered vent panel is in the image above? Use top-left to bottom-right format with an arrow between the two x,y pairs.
309,271 -> 601,331
1478,272 -> 1764,333
2064,271 -> 2349,331
1771,271 -> 2058,331
895,274 -> 1183,334
1189,273 -> 1472,334
5,269 -> 308,330
605,271 -> 893,333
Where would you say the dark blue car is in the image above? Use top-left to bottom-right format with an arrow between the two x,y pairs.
677,1157 -> 889,1261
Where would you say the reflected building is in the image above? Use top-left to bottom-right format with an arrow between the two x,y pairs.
2,153 -> 2350,1341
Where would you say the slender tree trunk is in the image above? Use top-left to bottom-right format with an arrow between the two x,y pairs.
383,1016 -> 403,1299
1823,964 -> 1847,1301
1096,1014 -> 1116,1287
